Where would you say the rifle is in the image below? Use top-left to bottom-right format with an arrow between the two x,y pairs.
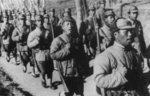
57,61 -> 69,93
50,19 -> 54,39
93,16 -> 101,54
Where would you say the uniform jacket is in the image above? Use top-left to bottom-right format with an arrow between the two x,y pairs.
94,42 -> 142,90
27,27 -> 52,61
50,33 -> 80,77
0,22 -> 14,45
12,25 -> 30,51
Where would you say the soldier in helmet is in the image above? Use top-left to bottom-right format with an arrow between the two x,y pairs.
127,5 -> 146,64
12,14 -> 30,71
97,9 -> 115,53
27,15 -> 56,89
84,5 -> 98,58
49,8 -> 60,37
31,10 -> 36,23
94,18 -> 142,96
50,16 -> 84,96
26,12 -> 36,31
94,0 -> 106,27
0,14 -> 14,61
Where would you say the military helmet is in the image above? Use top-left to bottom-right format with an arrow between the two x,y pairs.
104,9 -> 115,17
116,18 -> 134,30
64,8 -> 71,13
50,8 -> 55,12
128,5 -> 138,13
62,16 -> 74,24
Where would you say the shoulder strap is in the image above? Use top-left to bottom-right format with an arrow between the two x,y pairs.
58,36 -> 67,45
100,28 -> 111,42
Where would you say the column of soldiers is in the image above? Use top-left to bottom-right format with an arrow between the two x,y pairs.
0,1 -> 149,96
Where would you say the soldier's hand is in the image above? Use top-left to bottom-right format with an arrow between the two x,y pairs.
65,43 -> 71,49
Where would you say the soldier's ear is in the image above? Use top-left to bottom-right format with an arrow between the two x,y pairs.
114,31 -> 119,39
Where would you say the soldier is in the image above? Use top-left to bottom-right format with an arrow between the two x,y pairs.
94,0 -> 106,27
26,13 -> 38,77
94,18 -> 142,96
84,6 -> 98,58
49,8 -> 60,37
0,14 -> 14,61
31,10 -> 36,24
50,16 -> 84,96
26,13 -> 36,31
12,14 -> 30,72
97,9 -> 115,53
127,5 -> 146,59
27,15 -> 56,89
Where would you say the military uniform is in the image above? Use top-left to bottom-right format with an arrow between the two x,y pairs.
94,42 -> 142,96
49,8 -> 60,37
0,15 -> 14,61
128,6 -> 146,57
27,15 -> 55,88
98,9 -> 115,52
50,16 -> 83,96
12,15 -> 30,71
84,6 -> 98,57
94,18 -> 142,96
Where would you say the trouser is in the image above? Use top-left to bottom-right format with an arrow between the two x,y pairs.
64,77 -> 84,96
19,51 -> 30,66
3,44 -> 11,57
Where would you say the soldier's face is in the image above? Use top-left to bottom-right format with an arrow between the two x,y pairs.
115,29 -> 133,46
105,15 -> 115,25
36,19 -> 43,27
44,18 -> 49,23
89,10 -> 95,16
129,12 -> 138,20
20,19 -> 25,24
62,21 -> 73,35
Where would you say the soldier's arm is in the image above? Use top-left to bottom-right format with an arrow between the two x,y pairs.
0,24 -> 6,36
94,53 -> 127,89
11,28 -> 20,42
27,32 -> 39,48
50,38 -> 71,60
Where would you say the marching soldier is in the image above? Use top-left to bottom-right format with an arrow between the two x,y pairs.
31,10 -> 36,24
84,6 -> 98,58
26,13 -> 38,77
12,14 -> 30,72
127,5 -> 146,59
50,16 -> 84,96
0,14 -> 14,61
97,9 -> 115,53
94,18 -> 142,96
94,0 -> 106,27
26,13 -> 36,31
49,8 -> 60,38
27,15 -> 56,89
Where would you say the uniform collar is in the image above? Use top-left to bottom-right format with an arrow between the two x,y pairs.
114,42 -> 125,50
